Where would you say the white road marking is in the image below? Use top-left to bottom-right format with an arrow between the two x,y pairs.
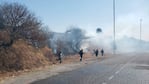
115,70 -> 120,74
102,56 -> 137,83
115,65 -> 125,74
108,75 -> 114,80
115,56 -> 137,75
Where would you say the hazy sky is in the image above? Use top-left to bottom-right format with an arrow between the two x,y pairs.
1,0 -> 149,41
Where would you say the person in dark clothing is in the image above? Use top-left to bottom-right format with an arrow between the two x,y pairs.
58,51 -> 62,63
95,49 -> 99,57
79,49 -> 84,61
101,49 -> 104,56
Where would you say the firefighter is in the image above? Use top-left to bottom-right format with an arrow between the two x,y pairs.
58,51 -> 62,63
79,49 -> 84,61
101,49 -> 104,56
95,49 -> 99,57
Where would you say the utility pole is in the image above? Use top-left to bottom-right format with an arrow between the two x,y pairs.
140,19 -> 142,41
113,0 -> 116,54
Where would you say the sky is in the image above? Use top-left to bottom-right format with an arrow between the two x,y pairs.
1,0 -> 149,41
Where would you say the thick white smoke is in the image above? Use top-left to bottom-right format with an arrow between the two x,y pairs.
49,27 -> 87,55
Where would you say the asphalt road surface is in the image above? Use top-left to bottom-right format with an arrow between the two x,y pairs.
31,53 -> 149,84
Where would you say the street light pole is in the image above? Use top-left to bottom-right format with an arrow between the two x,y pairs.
140,19 -> 142,41
113,0 -> 116,54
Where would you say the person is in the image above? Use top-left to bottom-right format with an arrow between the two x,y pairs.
58,51 -> 62,63
79,49 -> 84,61
95,49 -> 99,57
101,49 -> 104,56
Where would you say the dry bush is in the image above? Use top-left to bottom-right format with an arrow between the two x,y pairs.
0,31 -> 11,45
41,46 -> 56,64
0,39 -> 54,72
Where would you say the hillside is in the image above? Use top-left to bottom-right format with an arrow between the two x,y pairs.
0,39 -> 55,72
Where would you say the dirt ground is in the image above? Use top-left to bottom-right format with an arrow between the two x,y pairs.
0,53 -> 110,84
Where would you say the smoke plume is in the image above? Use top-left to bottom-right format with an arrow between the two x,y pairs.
49,27 -> 87,55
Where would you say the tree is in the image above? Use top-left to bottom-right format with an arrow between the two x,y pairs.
65,27 -> 86,52
0,3 -> 45,47
96,28 -> 102,33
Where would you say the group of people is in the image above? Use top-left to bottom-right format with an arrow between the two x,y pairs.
78,48 -> 104,62
93,48 -> 104,57
57,48 -> 104,63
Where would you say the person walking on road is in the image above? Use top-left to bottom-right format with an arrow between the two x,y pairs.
79,49 -> 84,61
95,49 -> 99,57
101,49 -> 104,56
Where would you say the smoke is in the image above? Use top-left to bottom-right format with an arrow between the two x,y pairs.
49,26 -> 87,55
48,23 -> 149,55
116,36 -> 149,53
48,26 -> 149,55
84,26 -> 149,54
88,33 -> 149,54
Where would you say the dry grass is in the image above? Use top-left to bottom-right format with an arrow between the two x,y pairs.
0,39 -> 55,80
0,31 -> 10,44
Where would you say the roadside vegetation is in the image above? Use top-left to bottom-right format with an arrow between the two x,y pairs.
0,2 -> 87,74
0,2 -> 55,72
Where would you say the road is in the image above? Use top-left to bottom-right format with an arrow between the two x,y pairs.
31,53 -> 149,84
